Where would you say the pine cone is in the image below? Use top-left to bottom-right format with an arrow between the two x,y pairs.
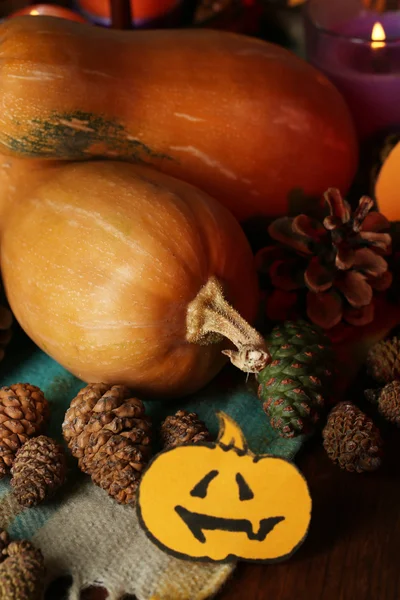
161,410 -> 211,450
322,402 -> 383,473
256,189 -> 392,329
257,320 -> 333,438
366,337 -> 400,384
11,436 -> 67,508
0,539 -> 45,600
365,381 -> 400,427
62,383 -> 152,505
0,384 -> 49,480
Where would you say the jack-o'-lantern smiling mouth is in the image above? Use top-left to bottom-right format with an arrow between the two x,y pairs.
175,505 -> 285,544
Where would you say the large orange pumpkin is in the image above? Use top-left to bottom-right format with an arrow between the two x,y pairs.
0,16 -> 358,221
1,161 -> 269,398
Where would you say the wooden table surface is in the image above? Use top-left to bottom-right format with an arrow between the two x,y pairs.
48,427 -> 400,600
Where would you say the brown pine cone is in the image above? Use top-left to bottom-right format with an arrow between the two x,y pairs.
11,436 -> 67,508
366,337 -> 400,384
322,402 -> 383,473
161,410 -> 211,450
62,383 -> 152,505
257,189 -> 392,329
0,539 -> 45,600
365,381 -> 400,427
0,384 -> 49,480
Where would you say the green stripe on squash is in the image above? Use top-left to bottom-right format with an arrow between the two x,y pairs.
5,111 -> 173,163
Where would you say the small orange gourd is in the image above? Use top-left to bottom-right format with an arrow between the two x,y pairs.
1,161 -> 268,398
375,141 -> 400,222
0,16 -> 358,221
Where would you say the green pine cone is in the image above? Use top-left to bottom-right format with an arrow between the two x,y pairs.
257,320 -> 334,438
266,319 -> 331,353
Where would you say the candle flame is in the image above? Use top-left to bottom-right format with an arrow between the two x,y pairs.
371,22 -> 386,50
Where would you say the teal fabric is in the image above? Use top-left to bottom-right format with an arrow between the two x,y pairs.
0,324 -> 305,541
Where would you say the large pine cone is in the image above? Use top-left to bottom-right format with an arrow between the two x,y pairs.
11,436 -> 67,507
0,384 -> 49,480
366,338 -> 400,384
161,410 -> 211,450
257,189 -> 392,329
62,383 -> 152,505
0,538 -> 45,600
322,402 -> 383,473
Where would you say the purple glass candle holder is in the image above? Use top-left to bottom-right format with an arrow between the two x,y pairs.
305,0 -> 400,140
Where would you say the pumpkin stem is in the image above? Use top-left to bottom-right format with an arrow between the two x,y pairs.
186,276 -> 271,373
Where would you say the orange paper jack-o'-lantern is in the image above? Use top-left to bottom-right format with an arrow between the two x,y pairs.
137,412 -> 311,563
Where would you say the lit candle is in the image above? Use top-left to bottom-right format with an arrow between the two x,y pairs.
371,21 -> 386,50
371,22 -> 387,72
305,7 -> 400,140
9,4 -> 88,23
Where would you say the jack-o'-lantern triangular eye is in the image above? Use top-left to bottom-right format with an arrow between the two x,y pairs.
236,473 -> 254,501
190,470 -> 219,498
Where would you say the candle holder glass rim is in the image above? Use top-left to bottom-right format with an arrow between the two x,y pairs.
303,2 -> 400,46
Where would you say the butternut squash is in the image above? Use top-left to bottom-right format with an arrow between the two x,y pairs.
0,155 -> 62,227
1,160 -> 267,398
0,16 -> 358,221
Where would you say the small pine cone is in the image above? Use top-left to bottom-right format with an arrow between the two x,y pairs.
366,338 -> 400,384
62,384 -> 152,505
11,436 -> 67,508
0,539 -> 45,600
161,410 -> 211,450
0,384 -> 50,480
62,383 -> 111,460
322,402 -> 383,473
365,381 -> 400,427
0,529 -> 10,563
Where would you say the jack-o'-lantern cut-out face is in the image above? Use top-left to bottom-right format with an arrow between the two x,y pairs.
137,412 -> 311,563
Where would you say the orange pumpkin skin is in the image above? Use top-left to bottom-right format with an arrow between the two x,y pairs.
375,142 -> 400,221
1,161 -> 260,398
0,155 -> 63,227
0,16 -> 358,222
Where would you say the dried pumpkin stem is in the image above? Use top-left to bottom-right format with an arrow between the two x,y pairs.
186,276 -> 271,373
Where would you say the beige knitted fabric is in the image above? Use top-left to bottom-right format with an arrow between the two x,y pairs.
33,480 -> 235,600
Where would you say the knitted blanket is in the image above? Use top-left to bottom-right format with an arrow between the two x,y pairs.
0,326 -> 305,599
